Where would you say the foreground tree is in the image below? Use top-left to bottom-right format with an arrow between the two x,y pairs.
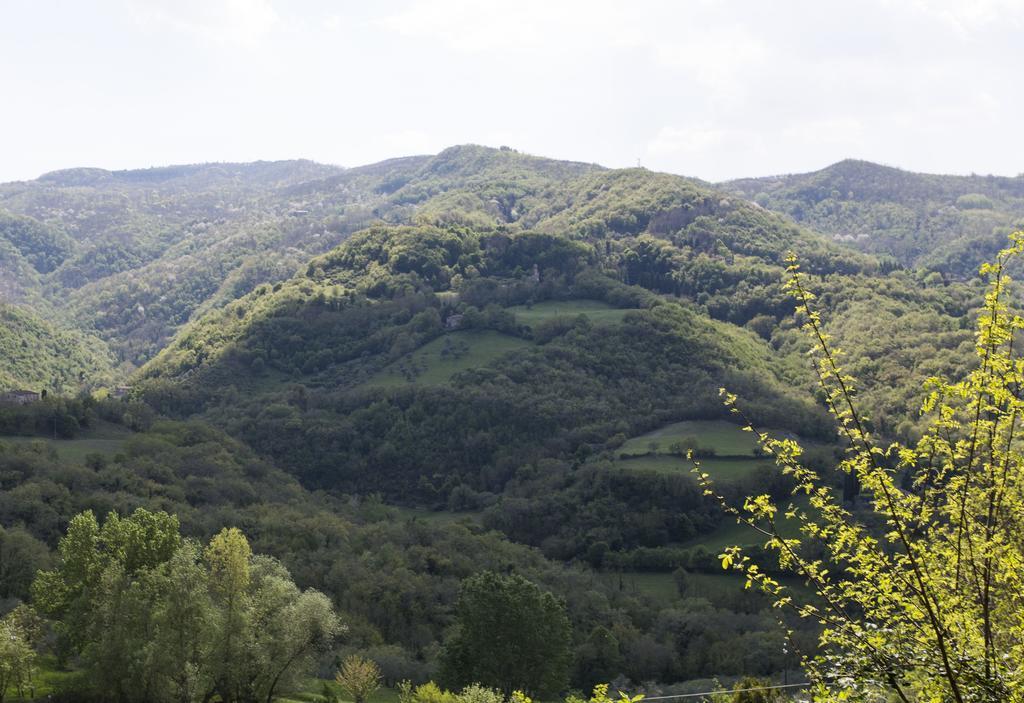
439,571 -> 571,697
335,654 -> 382,703
0,614 -> 35,703
32,510 -> 341,703
702,232 -> 1024,701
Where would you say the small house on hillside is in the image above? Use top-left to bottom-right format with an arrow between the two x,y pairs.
110,385 -> 132,399
1,389 -> 41,405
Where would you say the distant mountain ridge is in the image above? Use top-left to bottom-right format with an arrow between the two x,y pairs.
1,144 -> 1007,400
724,158 -> 1024,273
0,145 -> 854,385
35,159 -> 344,187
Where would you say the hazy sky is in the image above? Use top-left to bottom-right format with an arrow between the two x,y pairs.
2,0 -> 1023,183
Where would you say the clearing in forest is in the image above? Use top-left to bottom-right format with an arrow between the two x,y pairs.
0,420 -> 129,462
508,299 -> 633,326
362,330 -> 531,387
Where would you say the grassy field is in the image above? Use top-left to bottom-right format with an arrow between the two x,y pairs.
618,420 -> 768,457
0,436 -> 127,462
617,454 -> 775,481
613,419 -> 785,483
0,420 -> 130,463
362,330 -> 532,388
616,419 -> 834,473
508,299 -> 632,326
9,655 -> 80,701
599,570 -> 682,602
686,495 -> 812,551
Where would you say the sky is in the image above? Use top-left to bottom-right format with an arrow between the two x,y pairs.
2,0 -> 1023,183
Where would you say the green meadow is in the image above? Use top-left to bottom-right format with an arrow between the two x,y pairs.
508,299 -> 633,326
362,330 -> 531,388
0,420 -> 129,463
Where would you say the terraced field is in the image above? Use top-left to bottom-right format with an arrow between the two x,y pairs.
614,419 -> 834,483
685,495 -> 812,551
508,299 -> 633,326
612,420 -> 822,548
619,419 -> 768,457
361,330 -> 531,388
613,419 -> 777,483
617,454 -> 775,480
360,300 -> 634,389
0,421 -> 130,462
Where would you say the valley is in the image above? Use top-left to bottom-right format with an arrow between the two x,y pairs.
1,145 -> 1018,700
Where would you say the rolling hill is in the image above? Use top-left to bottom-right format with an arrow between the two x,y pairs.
1,146 -> 870,382
725,158 -> 1024,275
0,303 -> 115,393
1,145 -> 1011,690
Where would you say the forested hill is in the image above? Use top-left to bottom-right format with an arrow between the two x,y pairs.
0,145 -> 1006,692
126,145 -> 892,579
130,145 -> 977,561
724,159 -> 1024,275
0,145 -> 863,389
0,304 -> 114,393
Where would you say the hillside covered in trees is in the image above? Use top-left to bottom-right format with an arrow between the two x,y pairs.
0,146 -> 1006,699
725,159 -> 1024,276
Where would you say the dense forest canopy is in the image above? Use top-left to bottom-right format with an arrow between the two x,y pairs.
725,159 -> 1024,276
0,145 -> 1008,699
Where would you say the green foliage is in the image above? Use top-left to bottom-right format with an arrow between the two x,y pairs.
32,510 -> 341,703
0,396 -> 92,439
410,681 -> 458,703
0,304 -> 114,394
3,416 -> 767,690
565,684 -> 644,703
709,232 -> 1024,700
0,609 -> 36,703
31,507 -> 182,656
956,192 -> 995,210
336,655 -> 383,703
6,145 -> 1008,694
439,571 -> 571,697
2,143 -> 872,378
455,683 -> 506,703
727,159 -> 1024,275
0,527 -> 50,602
725,677 -> 783,702
0,211 -> 72,274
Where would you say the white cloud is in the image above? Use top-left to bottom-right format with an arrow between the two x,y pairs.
378,0 -> 633,52
904,0 -> 1024,34
653,35 -> 766,86
647,126 -> 733,157
781,118 -> 866,147
371,130 -> 448,159
3,0 -> 1024,181
377,0 -> 771,107
126,0 -> 280,48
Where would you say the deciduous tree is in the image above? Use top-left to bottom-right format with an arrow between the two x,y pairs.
335,654 -> 382,703
439,571 -> 571,697
705,232 -> 1024,700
